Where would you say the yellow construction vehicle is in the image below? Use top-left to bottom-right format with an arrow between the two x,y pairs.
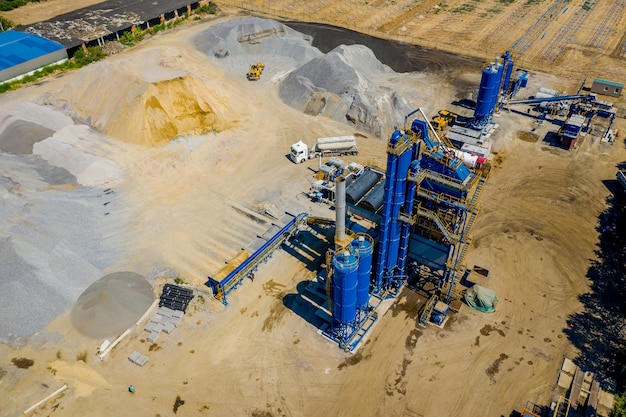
431,110 -> 458,132
246,62 -> 265,81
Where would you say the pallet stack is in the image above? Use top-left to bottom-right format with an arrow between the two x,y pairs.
159,284 -> 194,312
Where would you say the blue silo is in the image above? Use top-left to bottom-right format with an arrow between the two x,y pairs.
472,63 -> 500,128
374,130 -> 401,291
332,251 -> 358,325
351,234 -> 373,311
492,62 -> 504,111
386,144 -> 413,272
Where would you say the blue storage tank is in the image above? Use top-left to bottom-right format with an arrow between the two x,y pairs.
473,64 -> 500,126
351,234 -> 373,310
332,251 -> 358,325
374,140 -> 398,290
386,145 -> 413,270
492,63 -> 504,110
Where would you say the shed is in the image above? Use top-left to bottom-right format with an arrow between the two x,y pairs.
590,78 -> 623,98
0,30 -> 67,83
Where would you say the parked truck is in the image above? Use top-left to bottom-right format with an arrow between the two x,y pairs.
289,136 -> 358,163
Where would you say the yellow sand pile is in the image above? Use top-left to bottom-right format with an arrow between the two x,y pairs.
212,250 -> 252,281
46,48 -> 234,146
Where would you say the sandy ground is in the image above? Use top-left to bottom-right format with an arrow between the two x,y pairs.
0,9 -> 625,417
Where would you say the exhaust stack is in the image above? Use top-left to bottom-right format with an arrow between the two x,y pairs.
335,176 -> 346,244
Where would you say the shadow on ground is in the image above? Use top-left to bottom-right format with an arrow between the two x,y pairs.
564,161 -> 626,386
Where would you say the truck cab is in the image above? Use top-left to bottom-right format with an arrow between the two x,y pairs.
290,141 -> 309,163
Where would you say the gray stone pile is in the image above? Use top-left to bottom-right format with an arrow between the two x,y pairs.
194,17 -> 414,138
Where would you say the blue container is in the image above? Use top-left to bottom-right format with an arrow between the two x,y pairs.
332,251 -> 358,324
519,74 -> 528,88
352,234 -> 373,310
474,65 -> 500,124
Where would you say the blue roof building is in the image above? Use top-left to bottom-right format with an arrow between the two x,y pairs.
0,30 -> 67,82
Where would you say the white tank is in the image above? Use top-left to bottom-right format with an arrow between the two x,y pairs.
314,136 -> 357,151
453,149 -> 479,168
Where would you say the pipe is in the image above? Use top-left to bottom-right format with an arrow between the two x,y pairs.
23,385 -> 68,414
335,177 -> 346,243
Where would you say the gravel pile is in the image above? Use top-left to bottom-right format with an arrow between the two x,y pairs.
279,44 -> 412,137
195,17 -> 413,138
0,104 -> 128,341
194,17 -> 322,77
70,272 -> 154,339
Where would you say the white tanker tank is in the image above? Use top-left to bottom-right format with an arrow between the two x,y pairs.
453,149 -> 486,168
290,136 -> 358,163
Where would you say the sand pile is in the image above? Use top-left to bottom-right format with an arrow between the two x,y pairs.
70,272 -> 154,338
44,48 -> 235,146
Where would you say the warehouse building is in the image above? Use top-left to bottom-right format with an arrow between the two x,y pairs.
0,30 -> 67,83
590,78 -> 623,98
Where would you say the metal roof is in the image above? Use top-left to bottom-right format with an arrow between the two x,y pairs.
593,78 -> 624,88
15,0 -> 197,49
0,30 -> 65,71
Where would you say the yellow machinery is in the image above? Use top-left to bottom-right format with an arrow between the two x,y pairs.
246,62 -> 265,81
431,110 -> 458,132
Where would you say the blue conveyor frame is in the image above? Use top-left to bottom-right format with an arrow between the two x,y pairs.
207,213 -> 308,305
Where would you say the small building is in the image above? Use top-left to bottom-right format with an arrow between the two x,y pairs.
0,30 -> 67,83
590,78 -> 623,98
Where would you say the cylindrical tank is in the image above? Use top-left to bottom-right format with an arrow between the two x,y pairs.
453,149 -> 479,168
360,181 -> 385,213
335,177 -> 346,242
346,169 -> 382,204
315,136 -> 356,151
492,63 -> 504,111
386,146 -> 413,270
332,251 -> 358,325
351,234 -> 373,310
474,64 -> 500,123
374,144 -> 398,288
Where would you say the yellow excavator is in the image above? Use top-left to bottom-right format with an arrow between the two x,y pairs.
246,62 -> 265,81
431,110 -> 458,133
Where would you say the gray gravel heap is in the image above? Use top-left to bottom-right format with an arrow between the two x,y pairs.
194,17 -> 413,138
194,16 -> 322,75
279,44 -> 412,137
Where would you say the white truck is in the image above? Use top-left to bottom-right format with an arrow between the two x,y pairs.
289,136 -> 358,164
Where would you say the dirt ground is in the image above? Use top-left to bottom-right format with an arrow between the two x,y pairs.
0,3 -> 625,417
